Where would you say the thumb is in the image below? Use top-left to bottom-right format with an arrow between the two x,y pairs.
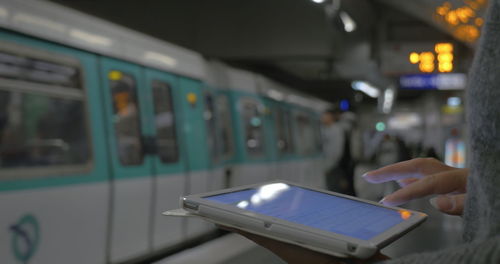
429,194 -> 465,216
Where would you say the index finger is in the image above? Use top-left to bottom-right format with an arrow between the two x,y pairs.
381,169 -> 468,206
363,158 -> 454,183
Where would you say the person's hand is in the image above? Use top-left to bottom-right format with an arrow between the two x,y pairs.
220,226 -> 389,264
362,158 -> 468,215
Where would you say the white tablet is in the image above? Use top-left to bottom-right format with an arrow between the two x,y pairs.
166,180 -> 427,259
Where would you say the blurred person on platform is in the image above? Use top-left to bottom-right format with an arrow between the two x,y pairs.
321,108 -> 355,195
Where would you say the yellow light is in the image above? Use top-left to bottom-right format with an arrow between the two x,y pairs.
108,70 -> 123,81
475,17 -> 484,26
470,28 -> 479,39
435,43 -> 453,53
187,92 -> 197,105
457,8 -> 470,23
439,62 -> 453,72
419,62 -> 435,73
465,25 -> 480,41
420,52 -> 435,62
446,10 -> 459,26
436,6 -> 448,16
438,53 -> 454,62
463,6 -> 475,17
409,52 -> 420,64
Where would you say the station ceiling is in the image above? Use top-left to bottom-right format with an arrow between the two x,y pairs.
50,0 -> 478,103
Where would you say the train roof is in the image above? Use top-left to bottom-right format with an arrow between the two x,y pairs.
0,0 -> 206,80
256,75 -> 331,113
206,61 -> 332,113
205,61 -> 258,94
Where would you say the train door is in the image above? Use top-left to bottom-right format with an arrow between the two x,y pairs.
275,104 -> 298,182
262,98 -> 279,179
233,95 -> 271,186
143,69 -> 187,251
177,77 -> 212,238
213,91 -> 237,188
203,88 -> 226,192
100,58 -> 156,263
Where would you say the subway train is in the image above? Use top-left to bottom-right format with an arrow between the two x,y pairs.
0,0 -> 331,263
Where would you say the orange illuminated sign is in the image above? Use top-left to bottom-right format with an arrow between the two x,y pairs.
408,43 -> 454,73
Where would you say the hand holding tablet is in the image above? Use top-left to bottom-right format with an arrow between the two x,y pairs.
220,226 -> 391,264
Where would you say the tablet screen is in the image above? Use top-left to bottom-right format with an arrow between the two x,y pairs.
204,183 -> 411,240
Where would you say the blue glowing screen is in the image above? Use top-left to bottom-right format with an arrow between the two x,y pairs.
205,184 -> 408,240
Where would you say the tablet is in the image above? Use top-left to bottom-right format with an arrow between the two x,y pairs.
167,180 -> 427,259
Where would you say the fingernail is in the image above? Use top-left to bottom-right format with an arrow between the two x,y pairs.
379,198 -> 386,204
448,196 -> 456,211
429,197 -> 438,209
362,173 -> 369,178
430,196 -> 455,211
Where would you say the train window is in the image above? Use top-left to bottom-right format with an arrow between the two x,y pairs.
275,108 -> 294,155
204,92 -> 218,163
275,108 -> 286,153
286,111 -> 296,154
313,118 -> 323,154
109,71 -> 144,165
0,91 -> 89,170
295,113 -> 315,156
0,51 -> 81,88
152,80 -> 178,163
240,98 -> 265,157
215,94 -> 234,160
0,45 -> 90,178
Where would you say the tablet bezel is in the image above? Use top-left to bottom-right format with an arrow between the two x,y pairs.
181,180 -> 427,256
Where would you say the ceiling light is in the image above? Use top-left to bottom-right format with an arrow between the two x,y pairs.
351,81 -> 380,98
382,88 -> 395,114
339,11 -> 356,32
447,97 -> 461,107
311,0 -> 326,3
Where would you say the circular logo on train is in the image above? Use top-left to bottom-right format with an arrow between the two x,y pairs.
9,214 -> 40,263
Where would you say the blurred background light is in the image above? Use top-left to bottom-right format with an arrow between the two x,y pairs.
375,122 -> 386,132
339,11 -> 356,32
340,99 -> 350,111
352,81 -> 380,98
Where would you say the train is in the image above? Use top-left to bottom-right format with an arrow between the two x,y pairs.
0,1 -> 330,263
